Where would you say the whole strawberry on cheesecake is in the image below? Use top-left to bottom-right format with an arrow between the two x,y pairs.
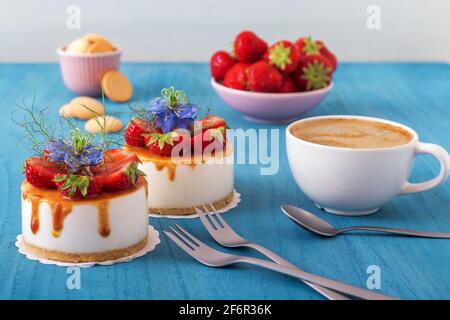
124,87 -> 234,215
20,110 -> 149,263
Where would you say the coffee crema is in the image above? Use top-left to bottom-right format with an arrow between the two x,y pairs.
290,118 -> 413,149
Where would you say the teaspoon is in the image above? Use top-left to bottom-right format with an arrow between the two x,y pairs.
281,205 -> 450,238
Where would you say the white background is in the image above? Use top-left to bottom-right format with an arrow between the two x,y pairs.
0,0 -> 449,62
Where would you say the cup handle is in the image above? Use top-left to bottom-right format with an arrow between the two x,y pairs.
400,142 -> 450,195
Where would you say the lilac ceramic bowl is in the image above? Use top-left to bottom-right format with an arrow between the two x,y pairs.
57,45 -> 121,96
211,78 -> 333,123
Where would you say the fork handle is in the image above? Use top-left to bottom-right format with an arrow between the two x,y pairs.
237,256 -> 398,300
245,243 -> 351,300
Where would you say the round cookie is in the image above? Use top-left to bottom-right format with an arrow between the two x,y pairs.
86,39 -> 114,53
101,71 -> 133,102
68,96 -> 105,119
85,115 -> 123,133
66,37 -> 90,53
84,33 -> 109,42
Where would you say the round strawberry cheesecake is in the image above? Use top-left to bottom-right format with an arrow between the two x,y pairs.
21,126 -> 150,263
124,87 -> 234,215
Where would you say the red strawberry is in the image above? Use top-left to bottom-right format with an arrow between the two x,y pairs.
144,129 -> 188,157
25,157 -> 66,188
316,40 -> 337,71
191,115 -> 227,154
247,61 -> 283,93
233,31 -> 268,63
223,63 -> 249,90
102,148 -> 139,169
54,174 -> 102,199
196,115 -> 226,130
294,54 -> 333,91
295,36 -> 322,56
97,149 -> 145,191
280,75 -> 297,93
210,51 -> 235,81
124,118 -> 149,147
191,127 -> 226,155
264,40 -> 300,74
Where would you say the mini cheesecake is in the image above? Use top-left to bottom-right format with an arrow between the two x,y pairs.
21,178 -> 148,263
125,145 -> 234,215
124,88 -> 235,216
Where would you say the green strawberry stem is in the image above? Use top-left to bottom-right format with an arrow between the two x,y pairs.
302,36 -> 321,55
268,43 -> 292,70
53,175 -> 90,197
144,132 -> 176,149
124,162 -> 146,185
301,61 -> 332,90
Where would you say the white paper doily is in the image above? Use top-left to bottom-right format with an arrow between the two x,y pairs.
15,225 -> 160,268
148,190 -> 241,219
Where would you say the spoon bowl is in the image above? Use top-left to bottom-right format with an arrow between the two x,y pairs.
281,205 -> 338,237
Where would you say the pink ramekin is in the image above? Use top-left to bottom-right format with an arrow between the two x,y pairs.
57,45 -> 122,96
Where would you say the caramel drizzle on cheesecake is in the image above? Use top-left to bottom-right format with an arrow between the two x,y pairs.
125,145 -> 233,182
97,201 -> 111,237
21,178 -> 147,237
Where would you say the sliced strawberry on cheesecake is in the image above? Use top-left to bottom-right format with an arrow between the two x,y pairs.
144,129 -> 189,157
97,149 -> 145,191
191,115 -> 227,154
54,174 -> 103,199
124,118 -> 149,147
24,158 -> 67,188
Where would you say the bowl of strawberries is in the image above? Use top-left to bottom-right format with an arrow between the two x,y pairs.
210,31 -> 337,123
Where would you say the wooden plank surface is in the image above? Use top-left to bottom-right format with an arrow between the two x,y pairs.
0,62 -> 449,299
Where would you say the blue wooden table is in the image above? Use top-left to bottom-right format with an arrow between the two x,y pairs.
0,63 -> 449,300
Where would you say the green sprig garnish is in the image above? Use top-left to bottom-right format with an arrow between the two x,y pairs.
12,101 -> 55,156
12,98 -> 123,168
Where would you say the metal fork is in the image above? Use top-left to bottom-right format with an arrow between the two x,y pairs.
196,205 -> 350,300
164,224 -> 398,300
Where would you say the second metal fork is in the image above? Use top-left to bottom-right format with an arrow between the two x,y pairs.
196,205 -> 350,300
164,224 -> 398,300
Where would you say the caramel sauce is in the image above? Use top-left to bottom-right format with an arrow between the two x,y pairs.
29,196 -> 41,234
97,201 -> 110,237
125,144 -> 233,182
21,178 -> 147,237
50,201 -> 73,238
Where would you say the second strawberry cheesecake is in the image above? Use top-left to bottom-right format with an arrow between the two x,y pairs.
124,87 -> 234,215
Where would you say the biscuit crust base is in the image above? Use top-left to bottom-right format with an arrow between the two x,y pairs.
22,236 -> 148,263
149,190 -> 235,216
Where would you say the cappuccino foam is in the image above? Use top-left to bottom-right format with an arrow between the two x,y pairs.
291,118 -> 413,149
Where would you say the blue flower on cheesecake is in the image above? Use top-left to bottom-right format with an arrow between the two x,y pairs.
47,128 -> 103,173
149,87 -> 197,133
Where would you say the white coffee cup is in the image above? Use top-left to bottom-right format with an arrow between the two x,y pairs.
286,115 -> 450,216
